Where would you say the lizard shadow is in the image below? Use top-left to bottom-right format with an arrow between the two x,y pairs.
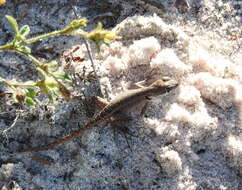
9,78 -> 179,189
94,86 -> 182,189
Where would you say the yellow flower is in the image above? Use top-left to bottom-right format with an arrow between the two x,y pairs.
86,23 -> 120,46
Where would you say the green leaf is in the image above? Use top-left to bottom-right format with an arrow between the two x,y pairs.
25,97 -> 36,105
19,25 -> 30,37
26,88 -> 37,97
5,15 -> 19,34
53,72 -> 72,82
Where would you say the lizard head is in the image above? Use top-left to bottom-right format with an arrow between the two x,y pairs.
161,76 -> 179,88
149,77 -> 178,95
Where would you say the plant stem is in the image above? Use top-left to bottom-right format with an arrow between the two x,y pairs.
25,30 -> 62,44
0,42 -> 14,51
0,28 -> 86,51
25,28 -> 86,44
0,76 -> 36,88
26,54 -> 43,66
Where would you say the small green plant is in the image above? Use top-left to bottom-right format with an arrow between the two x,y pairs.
0,15 -> 120,105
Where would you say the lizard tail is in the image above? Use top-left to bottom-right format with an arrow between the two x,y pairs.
17,121 -> 95,153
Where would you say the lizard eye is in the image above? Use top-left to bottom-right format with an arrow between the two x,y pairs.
145,96 -> 151,100
161,76 -> 171,82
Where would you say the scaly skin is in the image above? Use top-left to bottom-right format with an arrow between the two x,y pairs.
18,78 -> 178,153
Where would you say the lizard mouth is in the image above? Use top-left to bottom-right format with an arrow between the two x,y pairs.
161,77 -> 178,88
166,79 -> 179,88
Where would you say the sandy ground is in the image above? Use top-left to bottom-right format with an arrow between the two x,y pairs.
0,0 -> 241,190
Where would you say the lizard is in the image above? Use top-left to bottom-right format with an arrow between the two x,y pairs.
18,77 -> 178,153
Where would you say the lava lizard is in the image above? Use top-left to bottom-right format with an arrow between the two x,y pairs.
18,77 -> 178,153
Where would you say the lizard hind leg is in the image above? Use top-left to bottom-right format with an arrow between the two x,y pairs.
93,95 -> 134,151
110,112 -> 139,152
112,122 -> 133,153
94,96 -> 137,151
